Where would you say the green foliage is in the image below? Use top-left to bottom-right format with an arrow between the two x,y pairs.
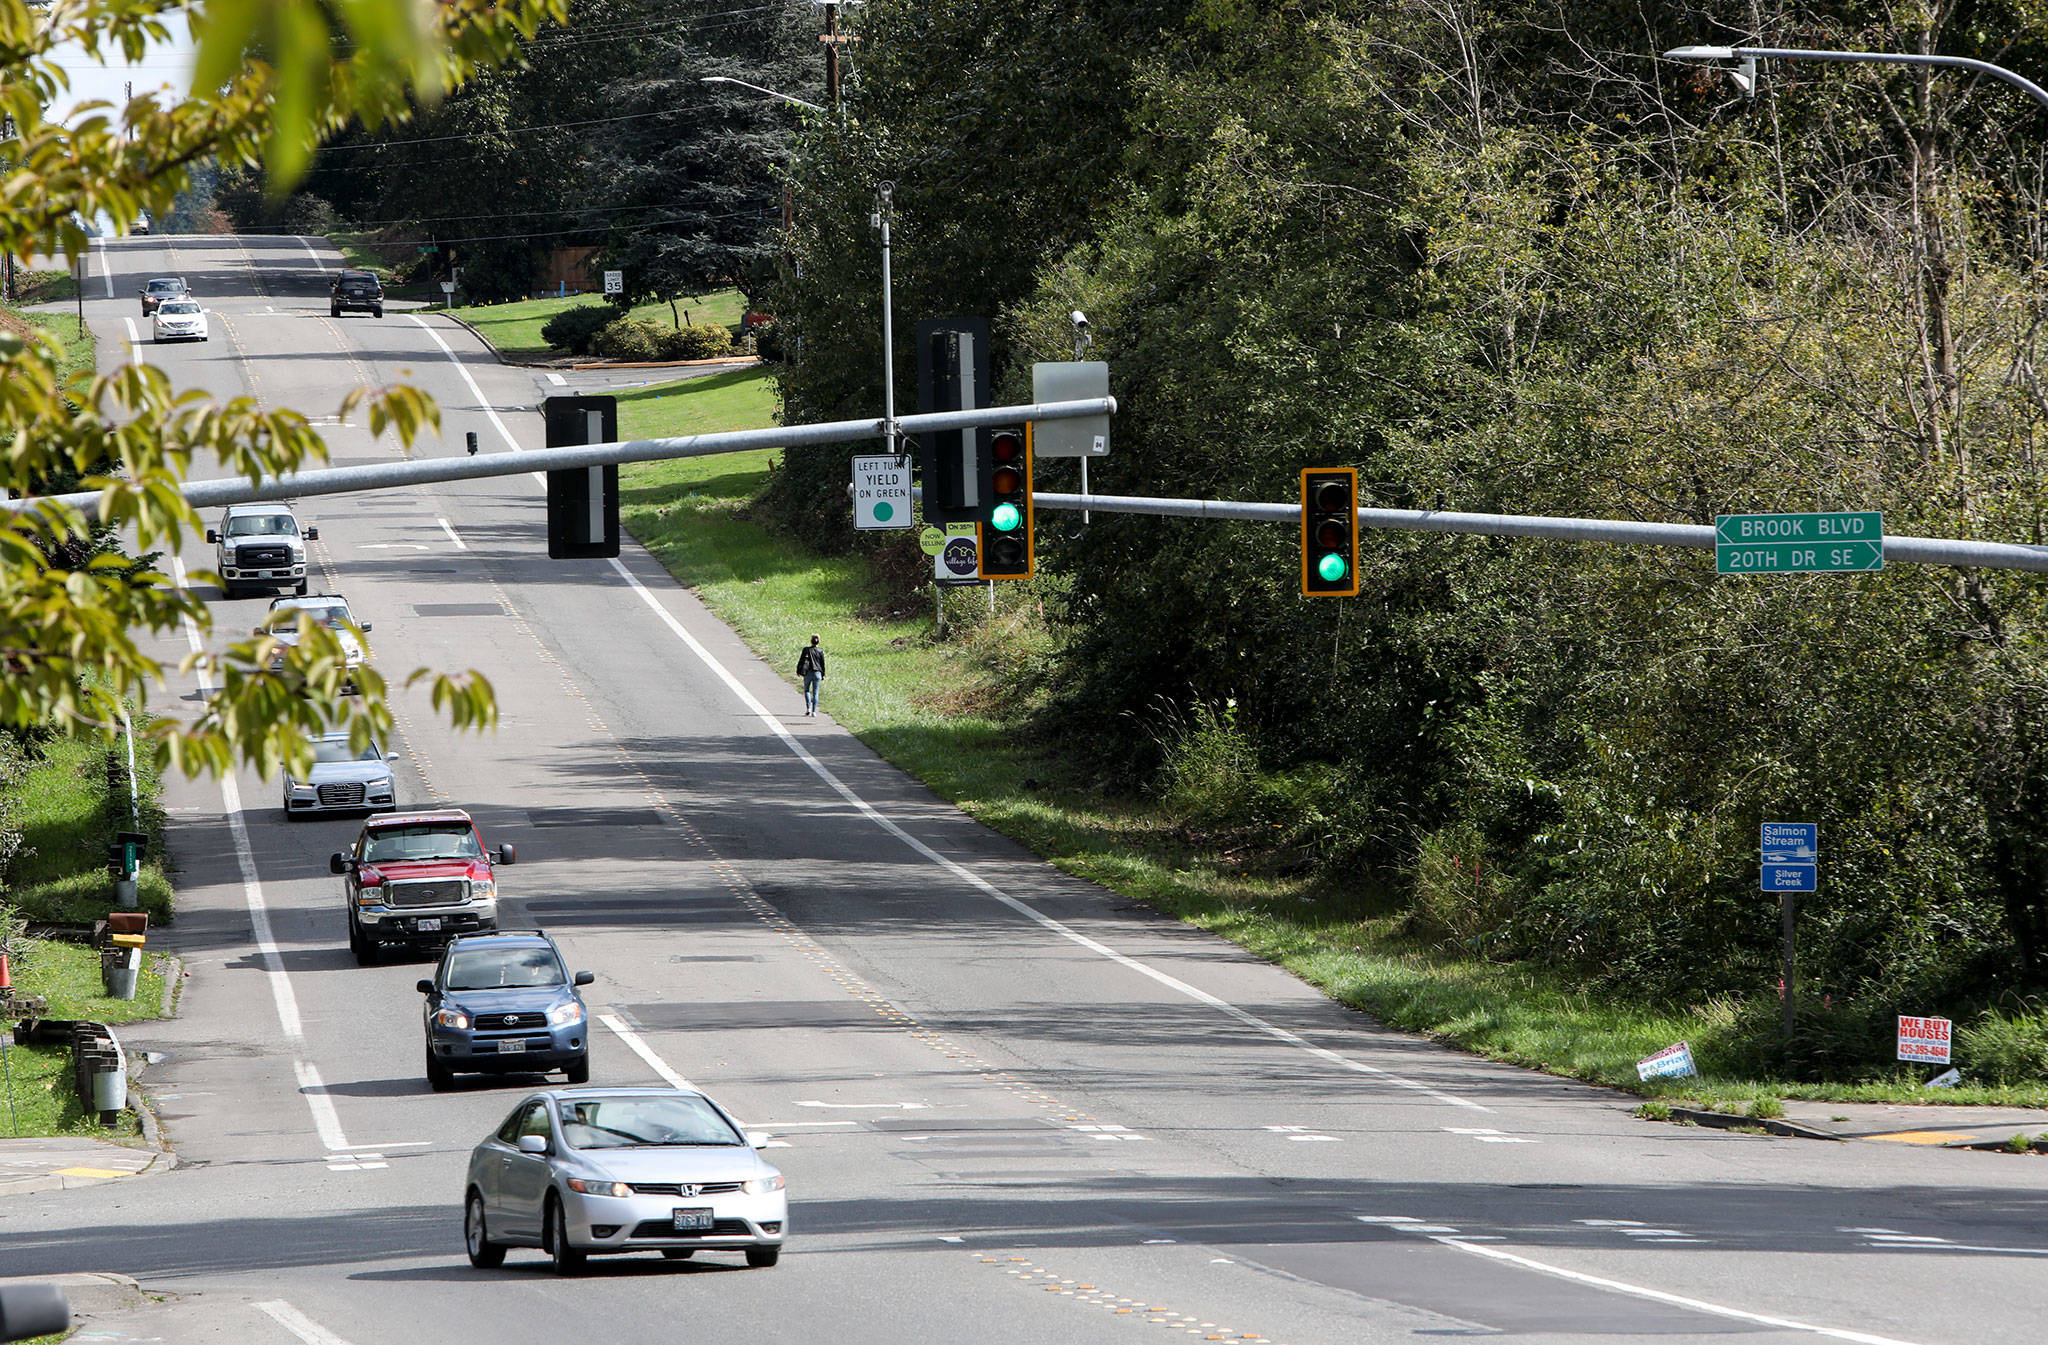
1747,1097 -> 1784,1120
662,323 -> 733,361
591,317 -> 665,361
1958,1007 -> 2048,1085
1636,1100 -> 1671,1121
540,304 -> 621,356
2006,1131 -> 2034,1154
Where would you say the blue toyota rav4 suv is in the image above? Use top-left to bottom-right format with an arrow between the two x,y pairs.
419,930 -> 595,1092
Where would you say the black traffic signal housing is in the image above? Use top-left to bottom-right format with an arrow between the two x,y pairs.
544,396 -> 620,559
977,425 -> 1033,579
1300,467 -> 1358,597
915,317 -> 992,524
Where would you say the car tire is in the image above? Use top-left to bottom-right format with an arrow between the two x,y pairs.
564,1054 -> 590,1085
465,1192 -> 506,1269
294,580 -> 309,596
546,1198 -> 586,1276
374,306 -> 384,318
660,1249 -> 694,1260
331,305 -> 341,318
427,1046 -> 454,1092
746,1247 -> 780,1268
349,919 -> 378,967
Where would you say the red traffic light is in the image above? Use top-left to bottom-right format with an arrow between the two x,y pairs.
991,431 -> 1023,463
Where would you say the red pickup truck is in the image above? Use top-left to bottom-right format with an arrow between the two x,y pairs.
331,809 -> 515,965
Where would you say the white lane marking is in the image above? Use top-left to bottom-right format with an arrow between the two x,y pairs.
1447,1126 -> 1533,1143
597,1012 -> 692,1089
256,1300 -> 356,1345
1578,1219 -> 1645,1227
358,543 -> 430,550
173,556 -> 350,1154
330,1140 -> 430,1149
605,555 -> 1487,1113
122,316 -> 143,364
1354,1216 -> 1421,1224
795,1100 -> 928,1110
546,371 -> 567,386
405,315 -> 542,483
1432,1237 -> 1927,1345
437,518 -> 468,550
297,236 -> 328,272
97,241 -> 113,298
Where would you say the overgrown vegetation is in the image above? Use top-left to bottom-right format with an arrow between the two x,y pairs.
754,1 -> 2048,1082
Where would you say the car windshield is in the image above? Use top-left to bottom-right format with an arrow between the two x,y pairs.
557,1096 -> 743,1149
311,738 -> 384,765
159,301 -> 200,315
225,513 -> 299,537
446,946 -> 564,991
362,823 -> 481,864
147,280 -> 183,293
271,601 -> 349,631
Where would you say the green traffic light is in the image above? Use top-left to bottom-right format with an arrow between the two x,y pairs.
991,502 -> 1023,532
1317,552 -> 1348,583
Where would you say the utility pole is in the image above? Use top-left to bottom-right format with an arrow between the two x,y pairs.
824,2 -> 839,106
873,181 -> 896,449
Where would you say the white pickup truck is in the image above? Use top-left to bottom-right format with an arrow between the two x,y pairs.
207,502 -> 317,598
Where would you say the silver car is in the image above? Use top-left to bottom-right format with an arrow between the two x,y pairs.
283,732 -> 398,816
464,1088 -> 788,1276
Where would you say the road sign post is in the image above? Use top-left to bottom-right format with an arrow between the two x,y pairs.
1762,822 -> 1818,1040
1716,512 -> 1884,574
852,455 -> 911,530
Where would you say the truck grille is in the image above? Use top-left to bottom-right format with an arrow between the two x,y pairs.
235,543 -> 290,568
316,782 -> 365,807
386,878 -> 468,907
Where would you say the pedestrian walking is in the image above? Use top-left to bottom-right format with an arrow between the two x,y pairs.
796,634 -> 826,716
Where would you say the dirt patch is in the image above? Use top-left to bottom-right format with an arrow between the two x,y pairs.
0,305 -> 35,340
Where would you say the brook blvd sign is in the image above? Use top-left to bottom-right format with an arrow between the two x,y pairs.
1716,511 -> 1884,574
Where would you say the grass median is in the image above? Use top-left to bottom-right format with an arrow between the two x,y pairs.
609,370 -> 2048,1109
449,289 -> 745,360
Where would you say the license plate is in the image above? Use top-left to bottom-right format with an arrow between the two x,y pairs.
416,918 -> 441,932
498,1039 -> 525,1054
671,1207 -> 714,1231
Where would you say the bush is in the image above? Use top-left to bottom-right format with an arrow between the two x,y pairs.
751,320 -> 786,362
539,304 -> 619,356
1959,1007 -> 2048,1085
591,318 -> 665,361
660,323 -> 734,361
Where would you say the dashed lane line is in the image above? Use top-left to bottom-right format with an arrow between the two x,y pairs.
256,1300 -> 355,1345
604,554 -> 1489,1114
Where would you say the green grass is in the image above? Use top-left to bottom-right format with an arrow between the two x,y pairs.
8,942 -> 171,1025
614,374 -> 2048,1108
449,288 -> 747,360
14,269 -> 79,304
4,736 -> 173,926
0,1037 -> 145,1140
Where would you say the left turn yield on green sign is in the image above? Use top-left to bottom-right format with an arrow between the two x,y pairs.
854,454 -> 913,530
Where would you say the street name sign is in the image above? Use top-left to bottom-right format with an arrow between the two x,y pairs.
1897,1015 -> 1952,1064
1761,821 -> 1817,893
1716,512 -> 1883,575
852,455 -> 911,530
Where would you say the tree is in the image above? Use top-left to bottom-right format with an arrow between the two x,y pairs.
0,0 -> 568,777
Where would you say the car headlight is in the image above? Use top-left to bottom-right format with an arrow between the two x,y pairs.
546,1001 -> 585,1027
370,776 -> 394,795
286,781 -> 313,796
356,886 -> 382,906
471,879 -> 496,900
432,1008 -> 470,1030
743,1173 -> 785,1194
566,1177 -> 631,1198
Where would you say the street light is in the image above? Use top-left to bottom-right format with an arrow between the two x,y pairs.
1663,43 -> 2048,113
698,76 -> 826,113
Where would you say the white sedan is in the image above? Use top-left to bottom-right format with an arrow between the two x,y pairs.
151,299 -> 208,343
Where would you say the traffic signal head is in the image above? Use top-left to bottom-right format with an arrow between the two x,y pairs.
1301,467 -> 1358,596
978,426 -> 1033,579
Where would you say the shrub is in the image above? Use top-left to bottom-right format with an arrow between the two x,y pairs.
539,304 -> 619,356
1407,821 -> 1515,955
1635,1100 -> 1672,1121
1747,1097 -> 1784,1120
591,318 -> 665,361
751,320 -> 786,362
1959,1007 -> 2048,1085
660,322 -> 734,361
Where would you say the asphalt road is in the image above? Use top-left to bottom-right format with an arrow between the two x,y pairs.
5,234 -> 2048,1345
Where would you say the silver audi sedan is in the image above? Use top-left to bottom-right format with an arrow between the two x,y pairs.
464,1087 -> 787,1275
282,732 -> 398,816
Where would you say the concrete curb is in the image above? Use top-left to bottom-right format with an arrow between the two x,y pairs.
0,1270 -> 149,1315
568,355 -> 761,372
1667,1107 -> 1844,1141
156,953 -> 183,1018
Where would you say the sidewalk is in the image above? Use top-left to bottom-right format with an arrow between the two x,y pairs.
0,1134 -> 165,1196
1783,1097 -> 2048,1149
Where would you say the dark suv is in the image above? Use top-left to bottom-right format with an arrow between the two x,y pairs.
419,931 -> 595,1091
331,269 -> 385,318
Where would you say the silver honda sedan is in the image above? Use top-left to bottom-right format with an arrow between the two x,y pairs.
464,1087 -> 788,1275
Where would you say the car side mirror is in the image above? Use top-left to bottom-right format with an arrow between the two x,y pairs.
359,621 -> 372,633
415,979 -> 436,995
205,529 -> 218,544
516,1135 -> 550,1155
573,971 -> 594,987
495,844 -> 516,866
746,1132 -> 770,1150
304,527 -> 320,541
329,853 -> 348,875
386,751 -> 399,762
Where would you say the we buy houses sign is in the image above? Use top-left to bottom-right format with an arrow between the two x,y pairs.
1896,1016 -> 1953,1064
